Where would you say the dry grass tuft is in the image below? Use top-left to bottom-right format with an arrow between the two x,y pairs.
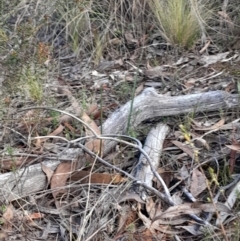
149,0 -> 210,48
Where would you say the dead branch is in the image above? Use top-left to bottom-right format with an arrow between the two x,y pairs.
0,89 -> 238,202
132,123 -> 171,200
102,88 -> 239,154
0,160 -> 60,202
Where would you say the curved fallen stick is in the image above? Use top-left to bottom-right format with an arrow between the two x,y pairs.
102,88 -> 239,154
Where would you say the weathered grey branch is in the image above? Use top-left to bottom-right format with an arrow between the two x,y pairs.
0,160 -> 60,203
132,123 -> 171,200
0,89 -> 238,202
133,123 -> 170,187
102,88 -> 239,153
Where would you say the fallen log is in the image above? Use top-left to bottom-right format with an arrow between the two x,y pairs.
102,88 -> 239,154
0,160 -> 60,202
0,89 -> 238,202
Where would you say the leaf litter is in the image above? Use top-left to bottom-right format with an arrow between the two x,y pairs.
1,1 -> 240,241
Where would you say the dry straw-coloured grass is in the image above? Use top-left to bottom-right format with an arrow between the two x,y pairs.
149,0 -> 211,48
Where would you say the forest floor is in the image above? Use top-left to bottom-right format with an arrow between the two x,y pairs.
1,1 -> 240,240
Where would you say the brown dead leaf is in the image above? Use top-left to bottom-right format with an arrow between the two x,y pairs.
63,121 -> 77,133
1,204 -> 14,234
138,205 -> 156,234
35,132 -> 42,148
1,156 -> 37,170
125,31 -> 138,46
171,140 -> 195,159
228,139 -> 239,174
41,163 -> 54,186
153,201 -> 230,223
83,111 -> 104,158
135,83 -> 144,96
86,103 -> 98,116
153,168 -> 173,190
192,118 -> 225,131
190,169 -> 207,198
51,162 -> 76,200
117,205 -> 137,235
146,197 -> 158,220
57,84 -> 104,158
138,204 -> 180,236
24,212 -> 44,222
34,125 -> 65,149
226,143 -> 240,152
136,229 -> 160,241
191,201 -> 231,214
144,65 -> 168,79
37,124 -> 64,144
70,170 -> 127,184
153,203 -> 200,220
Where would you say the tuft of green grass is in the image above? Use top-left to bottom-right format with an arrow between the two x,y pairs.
20,64 -> 44,103
149,0 -> 210,48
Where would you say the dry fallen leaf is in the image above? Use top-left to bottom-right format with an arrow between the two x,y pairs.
57,84 -> 104,159
138,205 -> 156,234
216,180 -> 240,226
153,203 -> 201,220
192,118 -> 225,131
171,140 -> 195,159
51,162 -> 76,200
41,163 -> 54,186
200,52 -> 230,67
190,169 -> 207,198
125,31 -> 138,46
24,212 -> 44,221
117,205 -> 137,235
70,170 -> 127,184
146,197 -> 157,220
83,111 -> 104,158
138,204 -> 181,235
226,143 -> 240,152
2,204 -> 14,229
154,202 -> 231,222
191,201 -> 231,213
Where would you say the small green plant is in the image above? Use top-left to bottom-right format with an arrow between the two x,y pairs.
20,64 -> 44,102
0,28 -> 8,43
0,205 -> 6,213
0,205 -> 7,225
6,145 -> 14,156
50,111 -> 60,128
149,0 -> 210,48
